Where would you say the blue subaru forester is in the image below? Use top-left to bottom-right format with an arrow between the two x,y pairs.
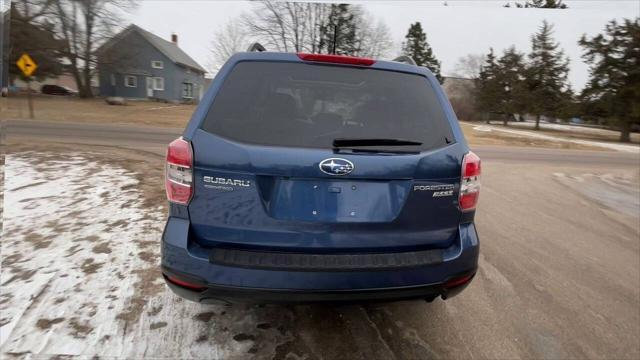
161,51 -> 480,304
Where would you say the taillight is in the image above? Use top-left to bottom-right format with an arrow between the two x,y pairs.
165,137 -> 193,205
459,151 -> 481,211
297,53 -> 375,66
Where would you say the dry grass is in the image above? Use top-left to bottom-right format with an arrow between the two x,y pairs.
1,95 -> 194,128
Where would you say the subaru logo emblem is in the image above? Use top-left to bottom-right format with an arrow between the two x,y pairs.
319,158 -> 354,176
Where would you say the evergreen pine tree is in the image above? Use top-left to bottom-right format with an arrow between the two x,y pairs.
525,0 -> 567,8
402,22 -> 443,83
475,48 -> 502,122
318,4 -> 359,56
496,46 -> 528,125
579,18 -> 640,142
504,0 -> 567,8
525,20 -> 571,129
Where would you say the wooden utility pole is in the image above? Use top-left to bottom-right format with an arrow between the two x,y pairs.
332,24 -> 338,55
26,77 -> 34,119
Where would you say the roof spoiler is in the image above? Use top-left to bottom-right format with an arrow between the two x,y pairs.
391,56 -> 417,66
245,45 -> 417,64
247,42 -> 266,52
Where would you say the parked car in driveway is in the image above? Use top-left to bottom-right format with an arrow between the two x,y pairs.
161,50 -> 481,304
41,84 -> 77,96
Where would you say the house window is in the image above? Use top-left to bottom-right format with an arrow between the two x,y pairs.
124,75 -> 137,88
153,77 -> 164,91
151,61 -> 164,69
110,74 -> 116,86
182,83 -> 194,98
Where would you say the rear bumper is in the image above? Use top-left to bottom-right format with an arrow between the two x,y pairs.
162,266 -> 474,304
161,217 -> 479,304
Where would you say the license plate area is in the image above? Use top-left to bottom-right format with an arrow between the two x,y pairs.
263,178 -> 410,223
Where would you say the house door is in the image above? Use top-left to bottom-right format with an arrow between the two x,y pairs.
146,77 -> 154,98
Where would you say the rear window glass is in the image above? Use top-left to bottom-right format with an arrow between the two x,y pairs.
201,61 -> 454,151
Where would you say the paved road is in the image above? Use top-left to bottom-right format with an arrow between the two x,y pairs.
2,119 -> 639,359
2,119 -> 181,155
3,119 -> 639,167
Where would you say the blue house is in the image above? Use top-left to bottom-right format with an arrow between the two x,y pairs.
97,24 -> 206,102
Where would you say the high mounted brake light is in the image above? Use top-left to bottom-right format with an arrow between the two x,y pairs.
165,137 -> 193,205
459,151 -> 481,211
297,53 -> 375,66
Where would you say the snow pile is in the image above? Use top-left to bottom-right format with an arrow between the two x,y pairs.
510,121 -> 625,137
1,152 -> 282,358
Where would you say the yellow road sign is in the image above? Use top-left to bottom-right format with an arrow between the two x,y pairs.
16,53 -> 38,77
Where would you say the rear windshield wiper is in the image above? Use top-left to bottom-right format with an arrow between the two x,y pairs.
333,138 -> 423,147
334,148 -> 420,155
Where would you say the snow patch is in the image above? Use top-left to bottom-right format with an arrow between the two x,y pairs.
473,124 -> 640,153
0,152 -> 266,359
553,171 -> 640,218
472,125 -> 492,132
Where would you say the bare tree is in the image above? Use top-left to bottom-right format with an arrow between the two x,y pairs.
241,1 -> 327,52
240,1 -> 392,58
10,0 -> 132,97
208,21 -> 249,71
452,54 -> 485,79
306,2 -> 330,53
355,16 -> 393,58
49,0 -> 136,97
11,0 -> 54,22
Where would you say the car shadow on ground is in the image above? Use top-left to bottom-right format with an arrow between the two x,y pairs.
189,298 -> 450,360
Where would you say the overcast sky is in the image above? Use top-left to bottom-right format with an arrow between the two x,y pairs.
126,0 -> 639,89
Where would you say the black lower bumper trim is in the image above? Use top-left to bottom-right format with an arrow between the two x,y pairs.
209,247 -> 443,272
